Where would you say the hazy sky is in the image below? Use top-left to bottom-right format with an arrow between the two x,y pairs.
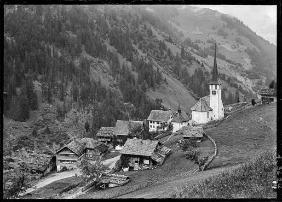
192,5 -> 277,45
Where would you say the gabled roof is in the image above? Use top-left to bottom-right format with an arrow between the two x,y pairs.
96,127 -> 114,137
114,120 -> 143,136
191,98 -> 213,112
79,138 -> 103,149
180,126 -> 204,138
258,88 -> 276,96
172,111 -> 190,123
202,95 -> 210,106
57,139 -> 85,156
147,110 -> 173,122
120,138 -> 159,157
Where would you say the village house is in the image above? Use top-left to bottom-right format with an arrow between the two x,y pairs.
171,102 -> 190,132
96,127 -> 115,144
178,126 -> 204,142
113,120 -> 143,146
147,109 -> 173,132
120,138 -> 171,171
79,138 -> 109,161
191,43 -> 224,124
55,138 -> 108,172
257,88 -> 277,104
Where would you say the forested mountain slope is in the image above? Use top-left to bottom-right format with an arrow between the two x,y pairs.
4,5 -> 276,133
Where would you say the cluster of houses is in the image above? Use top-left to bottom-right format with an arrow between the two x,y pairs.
43,43 -> 275,177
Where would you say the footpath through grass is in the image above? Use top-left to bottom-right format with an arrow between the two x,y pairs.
174,151 -> 276,198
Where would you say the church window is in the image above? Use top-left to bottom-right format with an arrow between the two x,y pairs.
215,85 -> 217,89
212,91 -> 216,95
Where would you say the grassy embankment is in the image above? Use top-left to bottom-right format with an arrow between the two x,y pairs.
174,151 -> 276,198
172,103 -> 277,198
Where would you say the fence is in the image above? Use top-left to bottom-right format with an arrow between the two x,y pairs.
201,133 -> 217,171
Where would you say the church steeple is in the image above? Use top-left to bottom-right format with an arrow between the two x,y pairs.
209,43 -> 219,85
177,100 -> 181,114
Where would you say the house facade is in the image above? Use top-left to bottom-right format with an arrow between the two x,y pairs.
257,88 -> 277,104
191,43 -> 224,124
147,110 -> 173,132
96,127 -> 115,144
171,102 -> 190,132
120,138 -> 171,171
113,120 -> 143,146
56,139 -> 84,172
55,138 -> 108,172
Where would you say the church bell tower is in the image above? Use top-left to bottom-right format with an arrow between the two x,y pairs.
209,43 -> 224,120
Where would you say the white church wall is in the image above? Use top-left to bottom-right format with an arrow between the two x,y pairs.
192,111 -> 210,124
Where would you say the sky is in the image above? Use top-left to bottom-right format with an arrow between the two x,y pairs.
191,5 -> 277,45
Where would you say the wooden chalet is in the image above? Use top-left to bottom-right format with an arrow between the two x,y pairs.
178,126 -> 204,141
96,127 -> 114,144
120,138 -> 171,171
113,120 -> 143,145
79,138 -> 109,161
55,138 -> 108,172
56,139 -> 85,172
257,88 -> 277,104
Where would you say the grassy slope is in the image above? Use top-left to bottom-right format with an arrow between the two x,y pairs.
206,103 -> 276,169
177,151 -> 276,198
84,103 -> 275,198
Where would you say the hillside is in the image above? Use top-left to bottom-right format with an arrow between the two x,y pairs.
75,103 -> 276,198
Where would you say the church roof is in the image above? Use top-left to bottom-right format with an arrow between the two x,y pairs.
202,95 -> 210,106
171,111 -> 190,123
209,43 -> 220,85
191,97 -> 213,112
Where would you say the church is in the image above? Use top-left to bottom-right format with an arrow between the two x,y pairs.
191,43 -> 224,124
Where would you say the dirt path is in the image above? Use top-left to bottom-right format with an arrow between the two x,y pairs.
118,164 -> 242,198
102,155 -> 120,169
24,170 -> 81,195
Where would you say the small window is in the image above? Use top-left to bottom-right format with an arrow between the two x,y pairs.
212,91 -> 216,95
215,85 -> 217,89
150,125 -> 152,128
144,159 -> 150,164
207,112 -> 209,118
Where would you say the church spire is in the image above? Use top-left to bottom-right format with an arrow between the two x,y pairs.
209,43 -> 219,85
178,100 -> 181,114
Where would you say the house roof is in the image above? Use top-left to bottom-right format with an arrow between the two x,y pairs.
114,120 -> 143,136
180,126 -> 204,138
79,138 -> 102,149
57,138 -> 108,156
191,98 -> 213,112
120,138 -> 159,157
147,110 -> 173,122
258,88 -> 276,96
171,111 -> 190,123
57,139 -> 85,156
96,127 -> 115,137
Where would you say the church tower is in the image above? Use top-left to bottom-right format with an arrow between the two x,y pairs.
209,43 -> 224,120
